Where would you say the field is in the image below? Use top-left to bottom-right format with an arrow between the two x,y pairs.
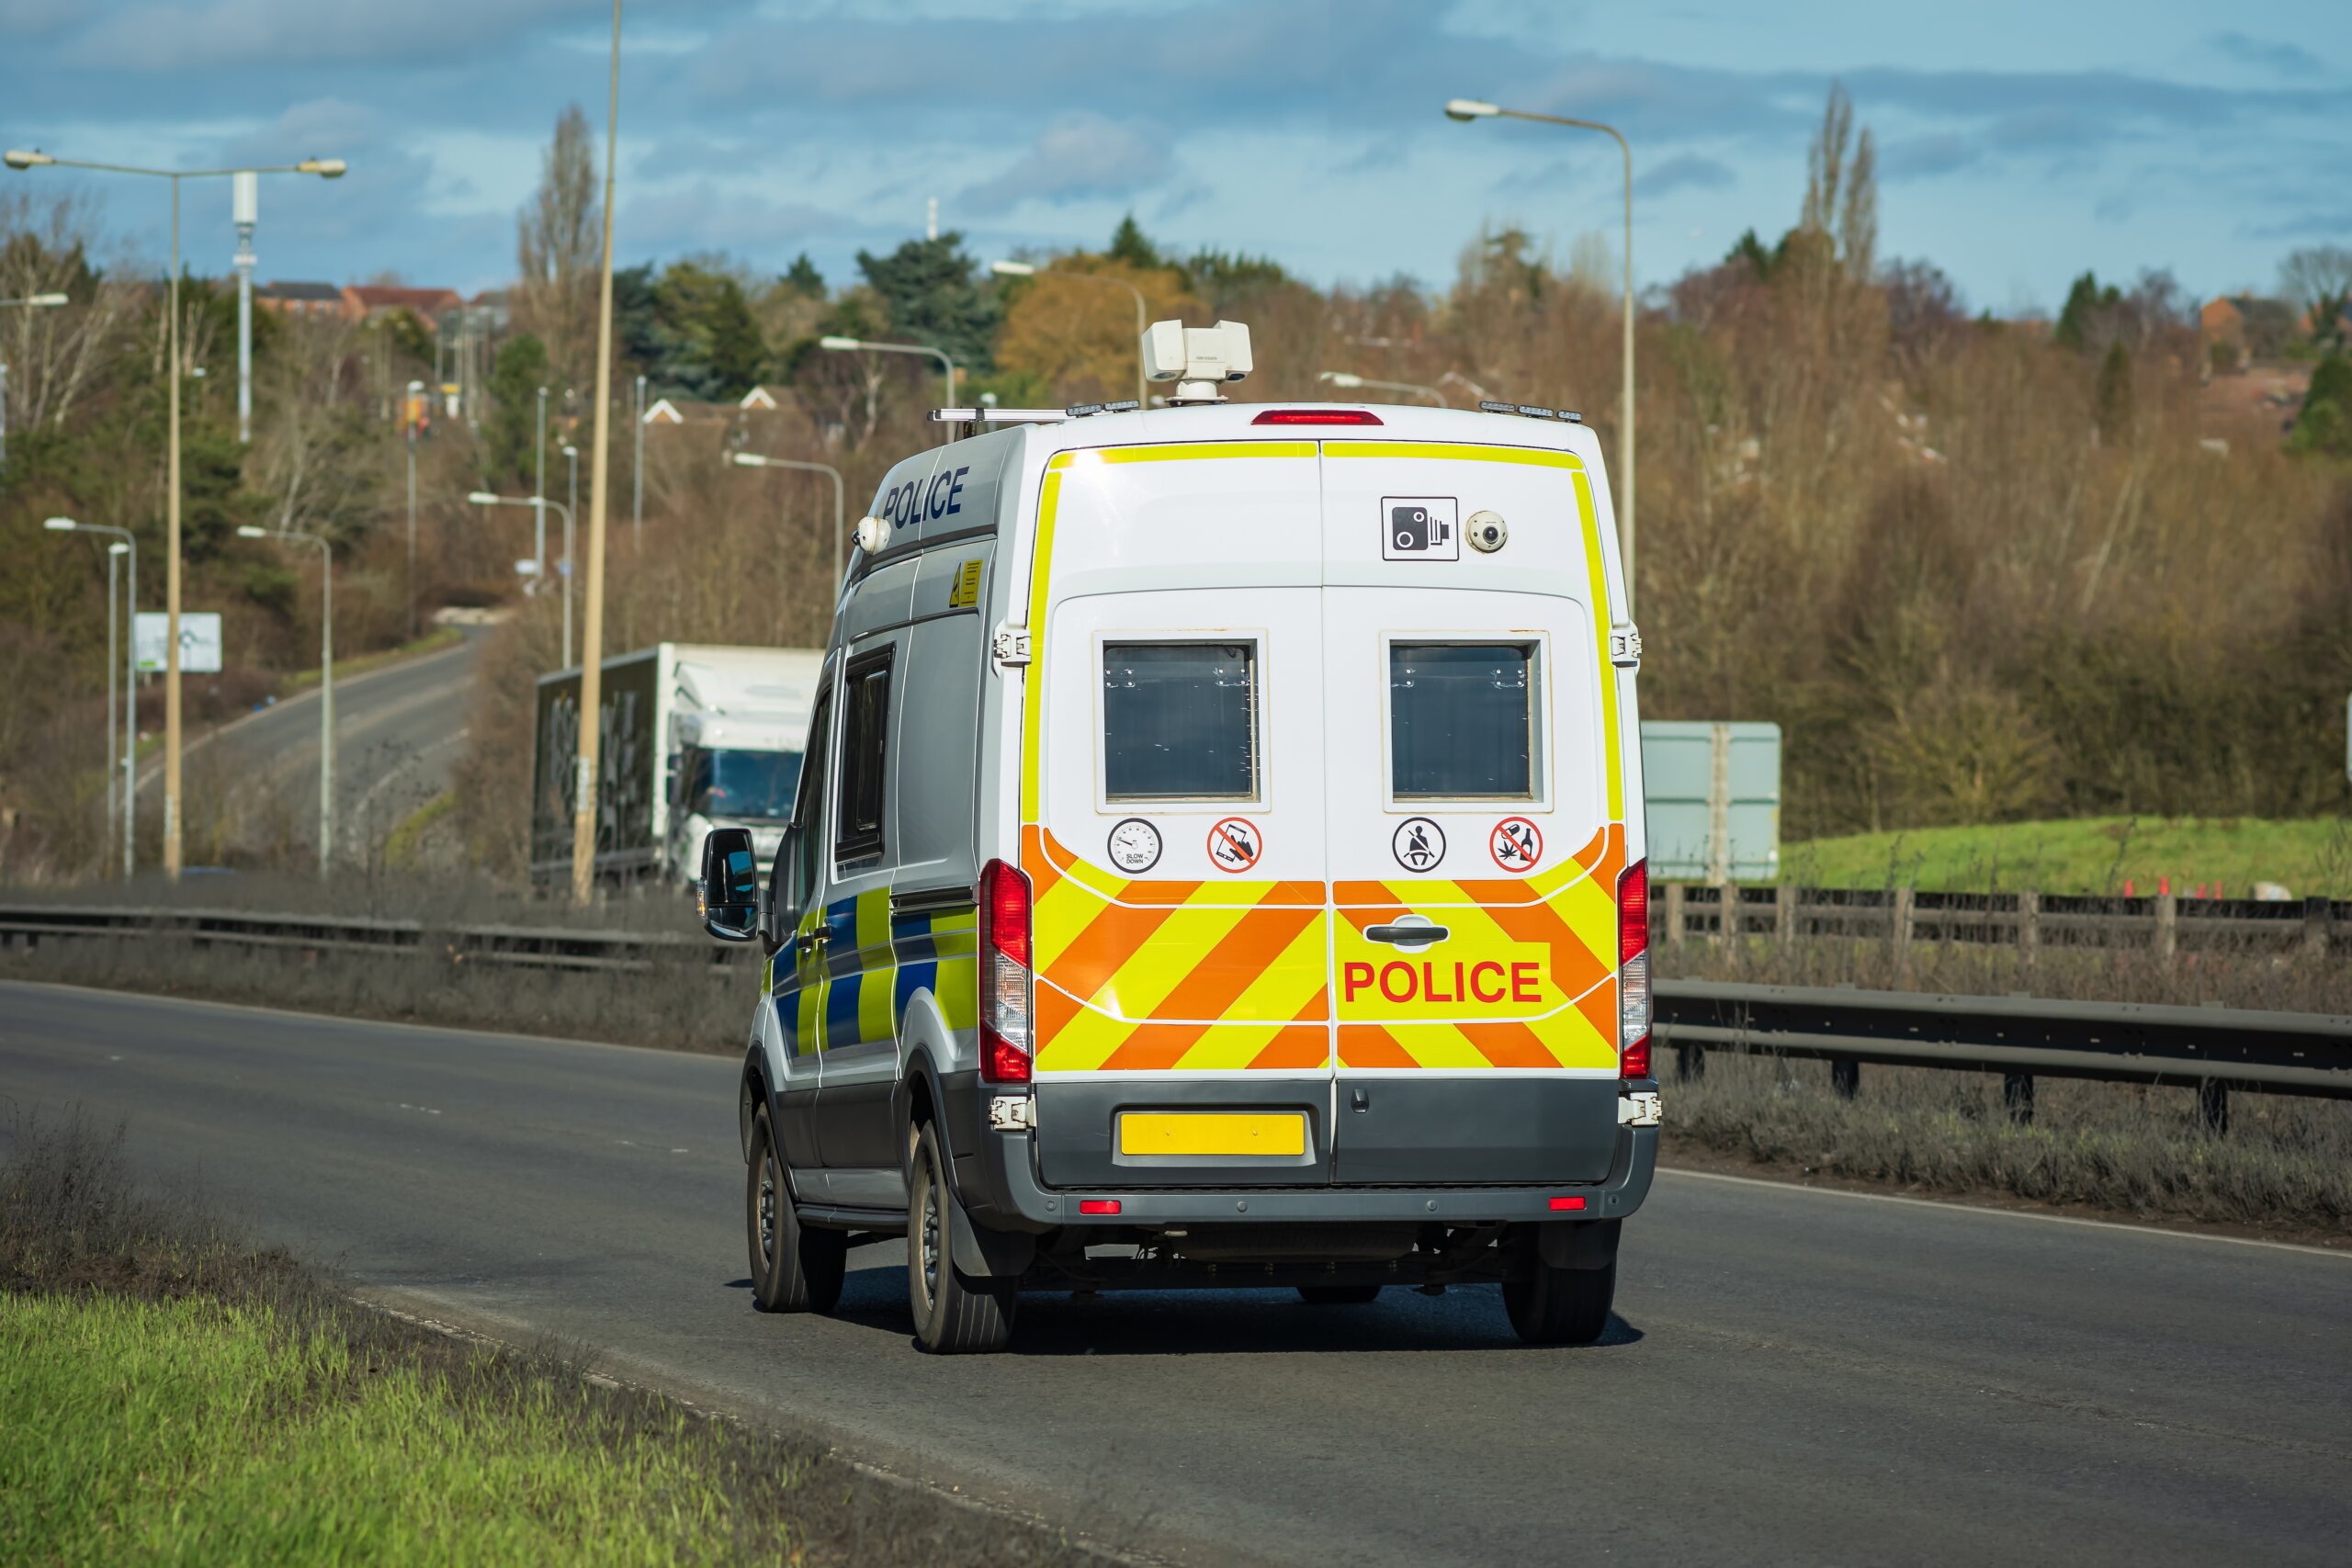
1781,816 -> 2352,897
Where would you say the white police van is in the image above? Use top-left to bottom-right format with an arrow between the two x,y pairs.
698,321 -> 1659,1353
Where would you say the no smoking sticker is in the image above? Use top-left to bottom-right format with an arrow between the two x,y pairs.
1206,818 -> 1263,873
1491,817 -> 1543,871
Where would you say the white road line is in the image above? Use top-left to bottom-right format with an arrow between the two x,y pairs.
1657,1166 -> 2352,1259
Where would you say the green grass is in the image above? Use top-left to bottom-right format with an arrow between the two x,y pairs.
1781,816 -> 2352,896
382,790 -> 454,871
0,1292 -> 775,1565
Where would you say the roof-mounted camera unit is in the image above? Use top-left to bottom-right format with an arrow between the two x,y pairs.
1142,319 -> 1253,405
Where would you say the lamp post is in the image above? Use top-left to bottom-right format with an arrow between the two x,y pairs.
571,0 -> 625,908
6,148 -> 345,878
561,442 -> 579,668
1318,370 -> 1448,406
533,384 -> 548,581
42,516 -> 136,876
990,260 -> 1147,406
631,372 -> 646,552
470,490 -> 574,663
1442,98 -> 1636,610
237,523 -> 334,877
404,378 -> 423,640
727,451 -> 845,632
819,334 -> 957,407
0,292 -> 71,478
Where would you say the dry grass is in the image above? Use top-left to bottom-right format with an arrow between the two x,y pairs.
0,1109 -> 1101,1567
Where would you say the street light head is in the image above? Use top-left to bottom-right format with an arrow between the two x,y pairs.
4,149 -> 55,170
42,516 -> 77,531
108,542 -> 129,555
236,525 -> 267,539
1319,371 -> 1364,388
467,491 -> 500,506
989,260 -> 1035,277
406,379 -> 424,392
561,445 -> 578,457
26,292 -> 68,308
1443,98 -> 1500,121
819,335 -> 862,351
729,451 -> 764,468
297,158 -> 347,178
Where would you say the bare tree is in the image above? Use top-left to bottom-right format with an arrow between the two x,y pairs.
515,105 -> 601,390
0,191 -> 137,434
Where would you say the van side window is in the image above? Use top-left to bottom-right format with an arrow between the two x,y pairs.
834,650 -> 893,863
1390,642 -> 1540,799
777,685 -> 832,924
1102,641 -> 1260,801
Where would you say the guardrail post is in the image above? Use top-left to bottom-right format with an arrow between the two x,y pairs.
1774,883 -> 1795,947
2196,1080 -> 2229,1135
1712,881 -> 1735,949
2303,897 -> 2333,960
1830,1057 -> 1860,1099
1664,883 -> 1686,950
2001,1072 -> 2035,1124
2154,894 -> 2177,961
1891,887 -> 1915,979
2017,889 -> 2040,967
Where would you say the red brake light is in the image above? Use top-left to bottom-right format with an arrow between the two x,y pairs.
1078,1199 -> 1122,1215
1250,408 -> 1384,425
1617,858 -> 1652,1081
1548,1195 -> 1587,1212
978,858 -> 1034,1084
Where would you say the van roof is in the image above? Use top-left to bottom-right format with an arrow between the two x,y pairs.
1008,400 -> 1597,463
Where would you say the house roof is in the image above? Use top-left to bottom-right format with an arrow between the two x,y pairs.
344,284 -> 464,313
261,280 -> 344,302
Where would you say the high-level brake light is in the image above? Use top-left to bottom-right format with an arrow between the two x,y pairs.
978,858 -> 1035,1083
1250,408 -> 1384,425
1617,858 -> 1651,1080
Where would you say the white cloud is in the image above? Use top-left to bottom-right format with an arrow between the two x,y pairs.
959,114 -> 1174,216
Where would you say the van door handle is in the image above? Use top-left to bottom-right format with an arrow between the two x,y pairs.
1365,923 -> 1449,945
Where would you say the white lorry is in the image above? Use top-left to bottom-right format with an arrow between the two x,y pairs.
531,643 -> 822,887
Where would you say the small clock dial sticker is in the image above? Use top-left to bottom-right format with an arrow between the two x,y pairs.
1106,818 -> 1162,874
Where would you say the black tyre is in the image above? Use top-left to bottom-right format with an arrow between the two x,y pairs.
1297,1285 -> 1382,1305
906,1120 -> 1016,1354
747,1105 -> 846,1314
1503,1258 -> 1616,1345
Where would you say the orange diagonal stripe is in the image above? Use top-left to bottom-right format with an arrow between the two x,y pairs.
1148,903 -> 1320,1021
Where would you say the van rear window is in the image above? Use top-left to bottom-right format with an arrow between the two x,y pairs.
1102,642 -> 1259,800
1390,642 -> 1538,799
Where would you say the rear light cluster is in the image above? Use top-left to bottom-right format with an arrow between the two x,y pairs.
978,858 -> 1035,1083
1617,859 -> 1651,1080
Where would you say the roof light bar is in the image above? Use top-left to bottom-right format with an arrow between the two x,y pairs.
1250,408 -> 1385,426
1479,400 -> 1583,424
927,407 -> 1069,426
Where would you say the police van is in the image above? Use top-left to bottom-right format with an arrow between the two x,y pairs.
697,320 -> 1659,1353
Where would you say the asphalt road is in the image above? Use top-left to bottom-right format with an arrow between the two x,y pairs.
4,979 -> 2346,1566
143,628 -> 481,861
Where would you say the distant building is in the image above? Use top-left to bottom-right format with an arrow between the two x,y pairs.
256,280 -> 345,320
2201,294 -> 2298,366
341,284 -> 465,329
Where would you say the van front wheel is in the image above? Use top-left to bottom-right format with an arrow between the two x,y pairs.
1503,1258 -> 1616,1346
906,1121 -> 1017,1354
746,1106 -> 846,1314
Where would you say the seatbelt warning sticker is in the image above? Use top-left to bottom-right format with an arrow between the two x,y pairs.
1392,817 -> 1445,871
1206,818 -> 1262,873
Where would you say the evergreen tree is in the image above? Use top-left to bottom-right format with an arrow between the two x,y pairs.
2287,352 -> 2352,457
483,333 -> 548,488
1107,215 -> 1159,269
2094,342 -> 2134,445
854,232 -> 1000,374
2052,271 -> 2120,352
782,254 -> 825,298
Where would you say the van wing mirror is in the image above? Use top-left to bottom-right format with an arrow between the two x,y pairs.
698,827 -> 760,942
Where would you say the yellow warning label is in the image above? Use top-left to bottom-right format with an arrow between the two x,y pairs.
949,558 -> 982,608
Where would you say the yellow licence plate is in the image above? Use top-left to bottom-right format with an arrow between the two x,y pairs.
1118,1111 -> 1307,1157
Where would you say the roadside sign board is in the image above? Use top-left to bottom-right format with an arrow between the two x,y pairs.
134,612 -> 222,674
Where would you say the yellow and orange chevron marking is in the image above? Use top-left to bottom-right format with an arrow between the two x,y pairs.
1020,823 -> 1623,1076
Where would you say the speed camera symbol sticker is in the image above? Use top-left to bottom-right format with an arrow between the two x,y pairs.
1490,817 -> 1543,872
1206,818 -> 1262,873
1392,817 -> 1446,872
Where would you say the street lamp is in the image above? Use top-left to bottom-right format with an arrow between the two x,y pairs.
471,491 -> 575,665
820,334 -> 957,407
404,378 -> 424,640
728,451 -> 846,633
562,442 -> 580,668
6,146 -> 345,878
990,260 -> 1148,406
1442,98 -> 1637,611
0,293 -> 67,308
43,516 -> 136,877
237,523 -> 335,878
1318,370 -> 1448,406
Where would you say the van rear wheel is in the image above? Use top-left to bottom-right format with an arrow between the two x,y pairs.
1297,1285 -> 1382,1304
906,1120 -> 1017,1354
1503,1258 -> 1615,1345
747,1106 -> 846,1314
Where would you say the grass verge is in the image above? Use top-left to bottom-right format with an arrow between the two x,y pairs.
1781,815 -> 2352,896
382,791 -> 455,872
0,1111 -> 1097,1566
281,624 -> 464,694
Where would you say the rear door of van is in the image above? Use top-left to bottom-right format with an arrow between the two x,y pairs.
1318,439 -> 1628,1184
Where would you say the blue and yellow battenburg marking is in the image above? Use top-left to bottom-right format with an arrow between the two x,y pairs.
776,888 -> 978,1056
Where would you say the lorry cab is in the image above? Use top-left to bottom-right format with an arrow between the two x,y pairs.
705,321 -> 1658,1354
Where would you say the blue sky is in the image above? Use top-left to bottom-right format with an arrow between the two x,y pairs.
2,0 -> 2345,313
